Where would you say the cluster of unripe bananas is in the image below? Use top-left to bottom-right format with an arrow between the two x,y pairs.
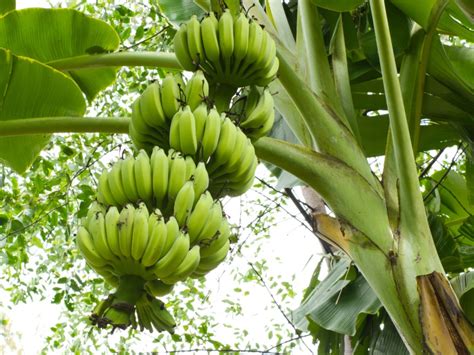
174,10 -> 279,87
75,7 -> 277,334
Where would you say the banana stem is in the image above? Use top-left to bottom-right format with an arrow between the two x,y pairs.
210,83 -> 237,112
47,51 -> 182,71
0,117 -> 130,136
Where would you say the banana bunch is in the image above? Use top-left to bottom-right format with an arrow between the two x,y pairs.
169,104 -> 257,197
174,10 -> 279,88
130,72 -> 211,154
96,148 -> 210,214
230,87 -> 275,140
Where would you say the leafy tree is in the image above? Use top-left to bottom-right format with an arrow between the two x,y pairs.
0,0 -> 473,353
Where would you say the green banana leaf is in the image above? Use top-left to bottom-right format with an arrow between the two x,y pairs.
438,0 -> 474,42
0,0 -> 14,15
0,49 -> 86,173
0,8 -> 120,101
390,0 -> 438,30
156,0 -> 205,27
293,258 -> 381,336
450,271 -> 474,323
311,0 -> 365,12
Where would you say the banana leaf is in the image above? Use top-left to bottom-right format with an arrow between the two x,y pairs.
0,0 -> 14,15
0,49 -> 86,173
155,0 -> 205,27
0,8 -> 120,101
451,271 -> 474,323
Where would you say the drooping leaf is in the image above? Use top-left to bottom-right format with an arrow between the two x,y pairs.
450,271 -> 474,323
311,0 -> 365,12
156,0 -> 205,27
438,0 -> 474,42
0,49 -> 86,173
0,8 -> 120,101
352,310 -> 409,355
0,0 -> 14,15
390,0 -> 438,30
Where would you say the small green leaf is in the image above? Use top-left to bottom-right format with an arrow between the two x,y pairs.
451,271 -> 474,323
156,0 -> 205,27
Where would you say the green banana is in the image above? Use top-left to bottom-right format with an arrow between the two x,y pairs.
200,13 -> 221,71
197,239 -> 230,272
134,150 -> 153,204
160,74 -> 180,120
185,156 -> 197,181
145,279 -> 175,297
233,12 -> 250,65
169,109 -> 182,152
218,9 -> 234,74
139,82 -> 167,129
192,103 -> 208,143
187,191 -> 215,244
174,23 -> 195,71
97,170 -> 118,206
121,156 -> 140,202
191,162 -> 209,201
173,181 -> 195,226
87,208 -> 116,262
186,15 -> 205,69
207,116 -> 237,173
200,218 -> 231,258
161,245 -> 201,284
185,70 -> 209,110
153,232 -> 190,279
141,212 -> 168,267
150,147 -> 169,208
163,216 -> 180,253
131,202 -> 150,261
178,106 -> 198,155
105,206 -> 122,258
77,226 -> 108,267
195,201 -> 223,245
167,154 -> 187,201
108,160 -> 129,206
118,204 -> 135,259
200,107 -> 222,162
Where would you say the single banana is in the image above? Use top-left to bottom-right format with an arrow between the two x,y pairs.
139,82 -> 167,129
178,106 -> 198,156
167,154 -> 187,201
233,12 -> 250,66
218,9 -> 234,73
108,160 -> 129,206
186,15 -> 205,69
222,129 -> 248,174
121,155 -> 140,202
145,279 -> 175,297
163,216 -> 180,254
246,107 -> 275,140
184,156 -> 196,181
199,107 -> 221,162
169,109 -> 182,152
191,162 -> 209,201
192,103 -> 208,143
97,170 -> 118,206
153,233 -> 190,279
118,204 -> 135,258
184,70 -> 209,110
131,202 -> 150,261
105,206 -> 122,258
141,212 -> 168,267
173,181 -> 195,226
241,89 -> 273,129
160,74 -> 180,120
161,245 -> 201,284
131,99 -> 152,134
150,147 -> 169,208
194,201 -> 223,245
129,120 -> 154,153
197,239 -> 230,272
207,116 -> 237,173
148,297 -> 176,333
200,218 -> 231,258
77,226 -> 108,267
237,20 -> 263,77
87,210 -> 116,262
253,57 -> 279,87
134,150 -> 153,204
174,23 -> 195,71
200,12 -> 221,71
85,201 -> 106,228
187,191 -> 214,244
